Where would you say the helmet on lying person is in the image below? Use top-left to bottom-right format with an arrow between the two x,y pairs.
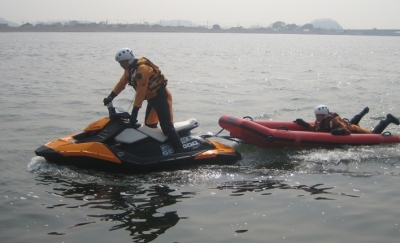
314,105 -> 329,118
115,48 -> 135,64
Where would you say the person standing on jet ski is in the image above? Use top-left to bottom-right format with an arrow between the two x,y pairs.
103,48 -> 183,153
295,105 -> 400,135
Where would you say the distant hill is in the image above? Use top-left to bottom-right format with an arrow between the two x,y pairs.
0,17 -> 19,27
311,18 -> 342,30
157,19 -> 198,27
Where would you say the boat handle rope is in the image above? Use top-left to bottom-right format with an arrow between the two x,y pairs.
382,131 -> 392,136
212,129 -> 246,143
213,128 -> 276,144
213,134 -> 276,144
276,125 -> 289,131
214,128 -> 225,137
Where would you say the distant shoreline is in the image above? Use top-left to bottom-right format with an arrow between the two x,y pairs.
1,26 -> 400,36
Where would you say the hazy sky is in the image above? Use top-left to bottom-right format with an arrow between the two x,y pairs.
1,0 -> 400,29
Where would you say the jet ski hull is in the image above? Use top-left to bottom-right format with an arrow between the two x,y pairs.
35,104 -> 241,173
35,137 -> 240,172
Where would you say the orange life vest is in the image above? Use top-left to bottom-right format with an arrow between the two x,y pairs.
128,57 -> 167,91
315,112 -> 344,132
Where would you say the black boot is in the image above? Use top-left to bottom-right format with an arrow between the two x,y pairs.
166,130 -> 184,153
387,113 -> 400,125
372,113 -> 399,134
350,107 -> 369,125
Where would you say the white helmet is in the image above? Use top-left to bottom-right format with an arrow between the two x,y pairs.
115,48 -> 135,64
314,105 -> 329,118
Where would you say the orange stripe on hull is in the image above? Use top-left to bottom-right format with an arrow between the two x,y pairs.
84,117 -> 111,131
194,138 -> 237,160
44,136 -> 121,163
194,149 -> 219,159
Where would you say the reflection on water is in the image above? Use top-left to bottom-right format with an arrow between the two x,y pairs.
215,179 -> 359,200
36,176 -> 193,242
34,174 -> 362,242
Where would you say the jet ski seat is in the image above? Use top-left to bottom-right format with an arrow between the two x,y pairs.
138,118 -> 199,142
115,118 -> 199,144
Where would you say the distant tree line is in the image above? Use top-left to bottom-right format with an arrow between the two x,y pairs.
271,21 -> 314,30
12,20 -> 315,31
4,18 -> 400,36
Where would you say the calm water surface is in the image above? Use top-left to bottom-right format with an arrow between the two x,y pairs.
1,32 -> 400,242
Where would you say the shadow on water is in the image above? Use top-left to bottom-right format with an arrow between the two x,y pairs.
36,175 -> 192,242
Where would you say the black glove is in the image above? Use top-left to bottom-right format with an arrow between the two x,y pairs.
103,91 -> 117,106
331,128 -> 346,135
294,118 -> 310,128
130,107 -> 139,125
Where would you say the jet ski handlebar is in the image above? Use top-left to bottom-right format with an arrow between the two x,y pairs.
107,102 -> 131,120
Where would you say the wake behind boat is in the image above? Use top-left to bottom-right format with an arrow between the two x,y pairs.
218,115 -> 400,148
35,103 -> 241,173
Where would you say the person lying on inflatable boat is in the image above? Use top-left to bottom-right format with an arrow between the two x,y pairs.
294,105 -> 400,135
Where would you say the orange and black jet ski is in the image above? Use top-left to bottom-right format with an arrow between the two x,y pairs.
35,103 -> 241,173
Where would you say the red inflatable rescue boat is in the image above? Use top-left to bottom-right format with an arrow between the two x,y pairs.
218,115 -> 400,148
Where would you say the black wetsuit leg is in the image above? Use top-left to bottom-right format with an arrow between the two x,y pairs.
146,86 -> 183,153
